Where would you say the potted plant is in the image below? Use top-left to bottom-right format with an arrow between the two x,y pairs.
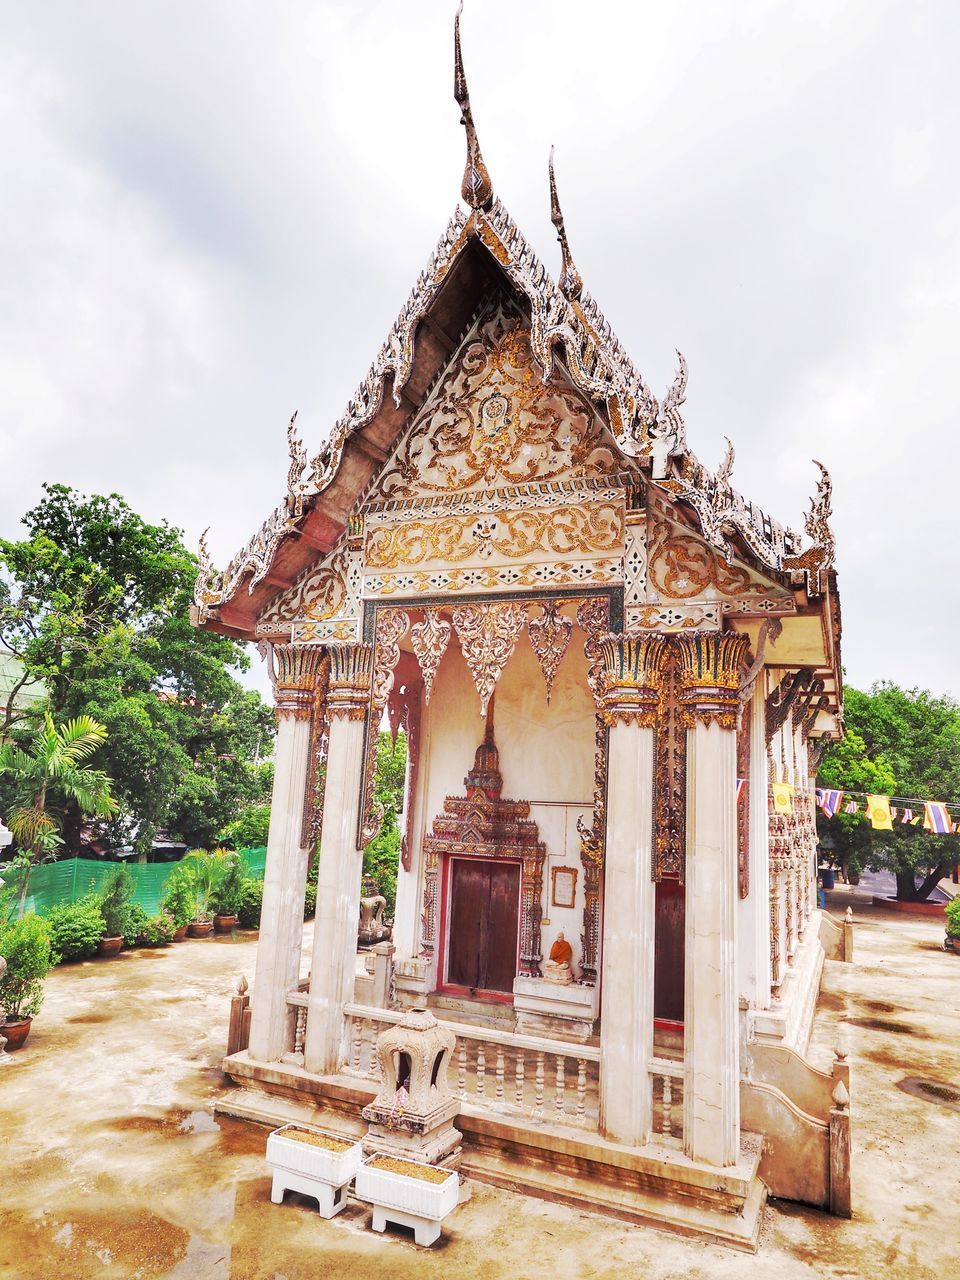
355,1153 -> 460,1247
212,855 -> 245,933
44,895 -> 106,961
97,866 -> 134,957
123,902 -> 150,948
138,914 -> 175,947
945,898 -> 960,954
0,912 -> 55,1050
160,866 -> 195,941
181,850 -> 225,938
266,1124 -> 363,1218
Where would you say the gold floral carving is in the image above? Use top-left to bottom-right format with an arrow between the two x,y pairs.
409,610 -> 452,704
364,559 -> 621,599
597,634 -> 668,727
374,305 -> 617,502
675,632 -> 751,730
527,602 -> 573,702
261,547 -> 348,625
269,643 -> 326,721
451,602 -> 527,717
360,611 -> 410,847
326,643 -> 373,721
647,514 -> 789,604
364,501 -> 624,570
654,642 -> 686,880
574,596 -> 610,986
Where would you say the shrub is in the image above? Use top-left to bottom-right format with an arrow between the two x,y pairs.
237,878 -> 263,929
100,866 -> 135,938
0,912 -> 54,1020
160,866 -> 196,928
303,881 -> 317,920
213,855 -> 246,917
139,914 -> 175,946
45,896 -> 106,961
123,902 -> 150,947
945,897 -> 960,938
179,849 -> 229,921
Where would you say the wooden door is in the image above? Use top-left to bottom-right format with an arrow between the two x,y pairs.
654,877 -> 685,1023
446,858 -> 521,995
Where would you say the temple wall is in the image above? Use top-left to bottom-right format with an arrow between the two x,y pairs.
400,619 -> 595,982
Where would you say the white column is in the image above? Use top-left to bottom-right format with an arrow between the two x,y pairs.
303,643 -> 373,1076
596,635 -> 665,1147
248,644 -> 324,1063
737,679 -> 771,1009
678,633 -> 749,1169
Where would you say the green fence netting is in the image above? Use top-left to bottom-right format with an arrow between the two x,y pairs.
5,848 -> 267,917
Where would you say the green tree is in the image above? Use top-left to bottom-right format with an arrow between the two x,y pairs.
0,484 -> 274,855
0,712 -> 116,915
362,730 -> 406,915
818,683 -> 960,900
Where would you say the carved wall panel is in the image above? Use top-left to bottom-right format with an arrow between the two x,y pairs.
646,511 -> 794,608
373,302 -> 618,502
654,643 -> 686,881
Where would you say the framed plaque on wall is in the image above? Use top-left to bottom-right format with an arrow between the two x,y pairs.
551,865 -> 578,910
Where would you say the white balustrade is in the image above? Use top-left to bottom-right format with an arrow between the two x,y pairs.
649,1057 -> 684,1144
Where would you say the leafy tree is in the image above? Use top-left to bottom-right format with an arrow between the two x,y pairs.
362,730 -> 406,915
0,713 -> 116,915
818,683 -> 960,900
0,484 -> 274,855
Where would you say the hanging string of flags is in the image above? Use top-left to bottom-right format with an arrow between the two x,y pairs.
815,788 -> 957,834
731,779 -> 958,833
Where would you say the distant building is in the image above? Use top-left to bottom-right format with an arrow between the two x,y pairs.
0,646 -> 46,724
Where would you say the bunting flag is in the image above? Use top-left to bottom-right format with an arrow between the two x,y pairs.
771,782 -> 794,815
819,789 -> 844,818
923,802 -> 954,835
890,807 -> 898,821
899,808 -> 914,825
843,799 -> 859,814
865,795 -> 893,831
736,778 -> 747,804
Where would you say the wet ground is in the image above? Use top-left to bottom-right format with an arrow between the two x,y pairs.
0,899 -> 957,1279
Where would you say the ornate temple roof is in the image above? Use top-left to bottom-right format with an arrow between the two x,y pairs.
193,9 -> 838,662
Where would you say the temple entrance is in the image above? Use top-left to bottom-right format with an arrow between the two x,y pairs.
445,857 -> 521,995
654,877 -> 685,1024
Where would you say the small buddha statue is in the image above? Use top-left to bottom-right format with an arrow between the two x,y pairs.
542,931 -> 574,985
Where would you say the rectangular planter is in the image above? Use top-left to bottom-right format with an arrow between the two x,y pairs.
355,1154 -> 459,1246
266,1125 -> 363,1219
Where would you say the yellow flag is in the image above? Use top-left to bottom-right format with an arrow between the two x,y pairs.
865,795 -> 893,831
772,782 -> 794,815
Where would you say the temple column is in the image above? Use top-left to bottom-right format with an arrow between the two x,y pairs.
737,679 -> 771,1009
597,634 -> 666,1147
677,633 -> 750,1168
303,643 -> 373,1075
248,644 -> 325,1063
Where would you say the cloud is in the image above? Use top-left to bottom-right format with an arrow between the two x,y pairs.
1,0 -> 957,697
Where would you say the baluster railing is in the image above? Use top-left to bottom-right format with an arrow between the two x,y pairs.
515,1049 -> 525,1106
649,1057 -> 684,1145
458,1038 -> 467,1099
495,1047 -> 505,1102
475,1045 -> 486,1098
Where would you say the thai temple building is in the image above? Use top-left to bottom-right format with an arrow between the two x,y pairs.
194,13 -> 849,1250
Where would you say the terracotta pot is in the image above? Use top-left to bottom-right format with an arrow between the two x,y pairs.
847,873 -> 861,886
97,935 -> 123,958
213,914 -> 238,934
188,920 -> 214,939
2,1018 -> 33,1051
172,925 -> 189,942
952,938 -> 960,955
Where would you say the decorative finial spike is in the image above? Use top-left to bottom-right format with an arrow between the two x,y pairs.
454,3 -> 493,210
548,147 -> 583,301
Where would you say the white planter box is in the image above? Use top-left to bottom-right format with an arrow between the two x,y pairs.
266,1125 -> 362,1219
355,1154 -> 459,1247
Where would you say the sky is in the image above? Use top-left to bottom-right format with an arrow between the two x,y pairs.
1,0 -> 957,699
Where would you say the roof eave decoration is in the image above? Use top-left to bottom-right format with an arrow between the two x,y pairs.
192,11 -> 836,621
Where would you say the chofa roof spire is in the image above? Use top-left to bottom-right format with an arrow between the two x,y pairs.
548,147 -> 583,301
454,2 -> 493,210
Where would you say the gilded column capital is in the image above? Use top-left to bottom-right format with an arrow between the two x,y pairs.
268,643 -> 325,721
327,642 -> 374,721
596,633 -> 669,727
675,632 -> 750,731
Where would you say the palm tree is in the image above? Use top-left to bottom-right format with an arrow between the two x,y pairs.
0,713 -> 116,916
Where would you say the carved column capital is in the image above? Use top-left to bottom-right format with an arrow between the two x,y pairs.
675,632 -> 750,731
327,642 -> 373,721
268,643 -> 325,721
596,633 -> 668,727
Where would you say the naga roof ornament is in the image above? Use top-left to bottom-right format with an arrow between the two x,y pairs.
454,3 -> 493,212
548,148 -> 583,302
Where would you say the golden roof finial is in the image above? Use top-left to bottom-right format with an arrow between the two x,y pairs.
548,146 -> 583,301
454,2 -> 493,211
